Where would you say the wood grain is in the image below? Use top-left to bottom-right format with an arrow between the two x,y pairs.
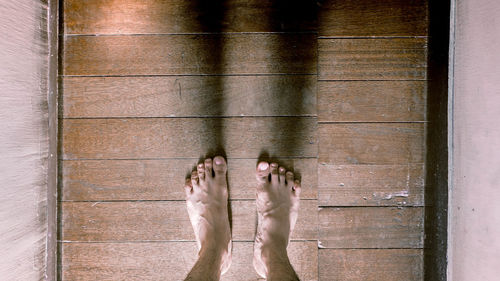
61,117 -> 318,159
63,0 -> 317,34
318,81 -> 426,122
319,38 -> 427,80
61,76 -> 316,118
62,158 -> 317,201
61,200 -> 317,241
319,207 -> 424,248
319,123 -> 424,165
318,164 -> 424,206
61,241 -> 317,281
319,249 -> 423,281
63,34 -> 317,76
319,0 -> 428,37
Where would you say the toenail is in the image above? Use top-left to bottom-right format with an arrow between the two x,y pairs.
258,162 -> 269,170
215,158 -> 222,165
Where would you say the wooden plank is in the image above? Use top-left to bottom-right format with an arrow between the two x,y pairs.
318,38 -> 427,80
61,200 -> 317,241
63,0 -> 317,34
61,117 -> 318,159
318,81 -> 426,122
61,76 -> 316,118
318,164 -> 424,206
319,0 -> 428,37
63,34 -> 317,76
62,158 -> 317,201
61,241 -> 317,281
319,207 -> 424,248
319,123 -> 424,165
319,249 -> 423,281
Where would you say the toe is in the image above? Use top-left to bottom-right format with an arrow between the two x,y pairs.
270,163 -> 279,183
204,158 -> 213,178
184,178 -> 193,196
190,171 -> 199,187
213,156 -> 227,175
293,179 -> 301,196
279,167 -> 286,184
197,163 -> 205,181
256,161 -> 270,183
286,171 -> 294,186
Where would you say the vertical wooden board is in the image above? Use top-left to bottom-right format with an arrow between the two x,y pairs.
61,241 -> 316,281
63,0 -> 317,34
222,241 -> 318,281
61,75 -> 317,118
61,158 -> 317,201
61,117 -> 318,159
318,81 -> 427,122
61,242 -> 198,281
318,164 -> 424,206
61,200 -> 316,241
319,207 -> 424,248
319,123 -> 425,165
318,38 -> 427,80
319,0 -> 428,37
63,34 -> 317,76
231,200 -> 318,241
319,249 -> 423,281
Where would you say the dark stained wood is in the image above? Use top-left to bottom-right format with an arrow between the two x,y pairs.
318,81 -> 426,122
64,0 -> 317,34
63,34 -> 317,76
319,123 -> 425,165
318,38 -> 427,80
61,117 -> 318,159
319,249 -> 423,281
61,241 -> 317,281
62,76 -> 316,118
319,207 -> 424,248
318,164 -> 424,207
319,0 -> 428,37
62,158 -> 317,201
61,200 -> 317,241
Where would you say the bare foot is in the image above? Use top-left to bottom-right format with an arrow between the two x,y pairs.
184,156 -> 232,275
253,161 -> 301,278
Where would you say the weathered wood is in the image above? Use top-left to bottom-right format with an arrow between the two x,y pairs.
62,158 -> 317,201
319,38 -> 427,80
61,200 -> 317,241
319,0 -> 428,37
63,0 -> 317,34
319,123 -> 425,165
63,34 -> 317,76
318,164 -> 424,206
319,207 -> 424,248
62,117 -> 318,159
61,76 -> 316,118
319,249 -> 423,281
61,241 -> 317,281
318,81 -> 426,122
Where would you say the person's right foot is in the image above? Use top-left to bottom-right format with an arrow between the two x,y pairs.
253,161 -> 301,278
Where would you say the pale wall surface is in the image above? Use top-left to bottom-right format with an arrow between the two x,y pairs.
450,0 -> 500,280
0,1 -> 50,280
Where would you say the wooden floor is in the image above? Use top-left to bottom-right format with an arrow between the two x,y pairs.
58,0 -> 428,280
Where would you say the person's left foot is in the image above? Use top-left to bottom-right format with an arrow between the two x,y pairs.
184,156 -> 232,275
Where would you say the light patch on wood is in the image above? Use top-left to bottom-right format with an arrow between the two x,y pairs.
0,1 -> 50,280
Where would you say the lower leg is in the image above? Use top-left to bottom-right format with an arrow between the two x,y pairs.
184,243 -> 226,281
260,237 -> 299,281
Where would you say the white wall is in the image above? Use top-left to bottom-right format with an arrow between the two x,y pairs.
450,0 -> 500,280
0,1 -> 50,280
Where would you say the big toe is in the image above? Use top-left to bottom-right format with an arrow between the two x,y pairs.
213,156 -> 227,175
256,161 -> 270,183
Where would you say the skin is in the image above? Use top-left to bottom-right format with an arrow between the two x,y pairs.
183,156 -> 300,281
